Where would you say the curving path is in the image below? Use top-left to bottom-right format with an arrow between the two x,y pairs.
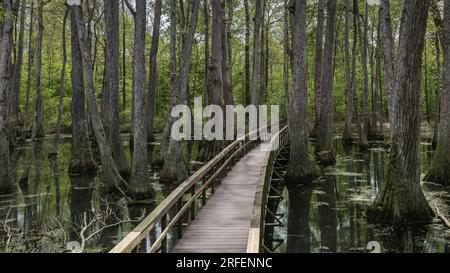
172,146 -> 266,253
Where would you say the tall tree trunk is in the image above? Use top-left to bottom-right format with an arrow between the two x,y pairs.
424,43 -> 431,124
251,0 -> 263,107
368,0 -> 434,224
68,5 -> 97,176
105,0 -> 130,177
70,2 -> 127,191
147,0 -> 163,143
286,0 -> 320,183
130,0 -> 152,198
157,0 -> 178,166
204,0 -> 210,105
196,0 -> 211,163
24,1 -> 34,134
425,0 -> 450,186
259,0 -> 267,104
49,8 -> 69,158
283,0 -> 290,108
359,0 -> 371,139
311,0 -> 325,138
379,0 -> 396,130
432,31 -> 441,149
121,0 -> 127,111
342,0 -> 353,144
353,0 -> 369,150
244,0 -> 250,105
11,0 -> 25,140
31,0 -> 45,140
160,0 -> 200,183
317,0 -> 337,167
210,0 -> 224,107
370,16 -> 382,139
222,0 -> 233,106
0,0 -> 15,194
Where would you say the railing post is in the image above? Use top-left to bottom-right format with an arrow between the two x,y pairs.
202,176 -> 207,206
190,185 -> 196,221
160,214 -> 167,253
177,199 -> 183,239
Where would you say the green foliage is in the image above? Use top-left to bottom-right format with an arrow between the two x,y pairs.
15,0 -> 442,137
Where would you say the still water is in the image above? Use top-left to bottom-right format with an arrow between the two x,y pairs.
1,134 -> 450,253
0,136 -> 180,253
272,137 -> 450,253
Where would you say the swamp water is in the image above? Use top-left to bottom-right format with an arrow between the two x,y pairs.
272,137 -> 450,253
1,134 -> 450,253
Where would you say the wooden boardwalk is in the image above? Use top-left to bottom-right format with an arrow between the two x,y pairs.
172,146 -> 266,253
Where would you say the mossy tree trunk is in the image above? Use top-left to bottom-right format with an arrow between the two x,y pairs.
129,0 -> 152,199
316,0 -> 337,167
286,0 -> 320,184
368,0 -> 434,225
68,6 -> 97,176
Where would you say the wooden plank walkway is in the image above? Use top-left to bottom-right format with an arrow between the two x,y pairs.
172,146 -> 266,253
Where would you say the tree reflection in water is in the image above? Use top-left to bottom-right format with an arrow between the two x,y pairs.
272,139 -> 450,253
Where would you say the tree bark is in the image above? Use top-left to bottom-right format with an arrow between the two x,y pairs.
31,0 -> 45,140
283,0 -> 290,107
121,0 -> 127,111
379,0 -> 396,130
342,0 -> 353,144
310,0 -> 325,138
204,0 -> 210,105
286,0 -> 320,184
222,0 -> 233,106
425,0 -> 450,186
129,0 -> 152,198
157,0 -> 178,167
147,0 -> 163,143
353,0 -> 369,150
251,0 -> 263,107
244,0 -> 250,106
368,0 -> 434,224
0,0 -> 15,194
317,0 -> 337,167
104,0 -> 130,177
24,1 -> 34,134
68,5 -> 97,176
359,1 -> 371,139
11,0 -> 25,139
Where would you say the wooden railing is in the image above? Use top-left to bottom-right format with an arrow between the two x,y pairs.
247,126 -> 289,253
110,125 -> 277,253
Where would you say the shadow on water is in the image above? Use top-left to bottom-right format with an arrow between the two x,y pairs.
276,138 -> 450,253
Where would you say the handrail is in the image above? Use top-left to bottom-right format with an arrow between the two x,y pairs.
247,126 -> 289,253
110,124 -> 278,253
